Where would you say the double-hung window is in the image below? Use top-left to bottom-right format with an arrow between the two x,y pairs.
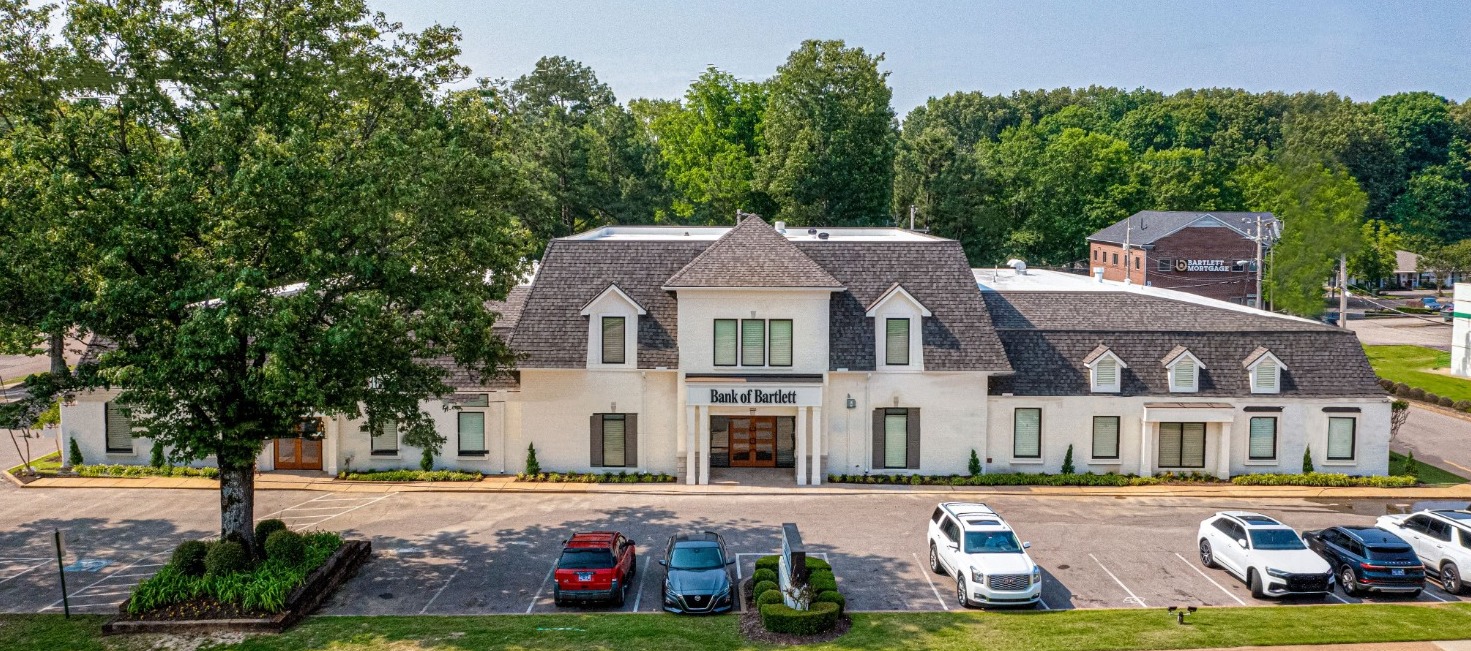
883,409 -> 908,468
601,316 -> 626,364
714,319 -> 738,366
1327,417 -> 1356,461
458,411 -> 487,456
768,320 -> 793,367
591,413 -> 636,468
104,402 -> 135,453
371,420 -> 399,456
885,318 -> 910,366
1158,422 -> 1206,468
1092,416 -> 1120,460
1248,417 -> 1277,460
1013,408 -> 1041,459
741,320 -> 766,366
715,318 -> 792,368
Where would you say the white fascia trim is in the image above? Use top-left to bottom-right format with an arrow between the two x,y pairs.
580,284 -> 647,316
864,284 -> 932,317
1244,351 -> 1288,371
1164,349 -> 1206,370
1083,349 -> 1129,370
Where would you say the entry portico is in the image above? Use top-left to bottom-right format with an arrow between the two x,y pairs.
684,375 -> 825,485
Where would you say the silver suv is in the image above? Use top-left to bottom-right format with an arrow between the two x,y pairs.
926,502 -> 1042,608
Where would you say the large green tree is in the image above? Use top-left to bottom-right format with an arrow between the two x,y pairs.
15,0 -> 528,547
757,39 -> 896,226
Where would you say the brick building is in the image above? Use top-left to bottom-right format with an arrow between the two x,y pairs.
1087,211 -> 1276,305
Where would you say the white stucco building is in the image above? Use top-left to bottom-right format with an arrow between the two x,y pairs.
62,216 -> 1391,482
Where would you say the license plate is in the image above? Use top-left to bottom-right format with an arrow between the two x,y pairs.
1392,568 -> 1405,576
577,572 -> 592,581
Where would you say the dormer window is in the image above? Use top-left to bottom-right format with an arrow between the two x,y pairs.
601,317 -> 625,364
1162,346 -> 1204,393
865,283 -> 931,371
1083,345 -> 1127,393
885,319 -> 910,365
580,284 -> 645,368
1244,347 -> 1286,394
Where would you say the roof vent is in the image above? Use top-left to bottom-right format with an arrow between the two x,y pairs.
1093,267 -> 1105,282
808,228 -> 818,235
817,232 -> 829,240
774,221 -> 786,233
1006,259 -> 1027,276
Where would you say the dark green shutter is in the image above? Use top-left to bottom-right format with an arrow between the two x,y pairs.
872,409 -> 884,469
906,408 -> 921,470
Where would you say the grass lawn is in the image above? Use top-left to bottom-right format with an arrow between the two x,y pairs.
1391,451 -> 1468,485
5,450 -> 60,477
5,604 -> 1471,651
1364,344 -> 1471,402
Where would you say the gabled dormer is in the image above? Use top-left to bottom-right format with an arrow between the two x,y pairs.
866,283 -> 931,371
1083,344 -> 1127,393
1161,345 -> 1204,393
580,284 -> 645,369
1243,347 -> 1286,394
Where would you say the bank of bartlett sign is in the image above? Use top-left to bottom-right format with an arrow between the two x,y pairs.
688,385 -> 823,407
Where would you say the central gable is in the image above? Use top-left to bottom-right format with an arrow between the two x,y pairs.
664,215 -> 843,289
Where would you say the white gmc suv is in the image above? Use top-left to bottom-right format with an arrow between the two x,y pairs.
1198,511 -> 1331,598
926,502 -> 1042,608
1376,509 -> 1471,594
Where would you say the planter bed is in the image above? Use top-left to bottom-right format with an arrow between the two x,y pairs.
336,469 -> 482,482
516,471 -> 675,483
102,539 -> 370,635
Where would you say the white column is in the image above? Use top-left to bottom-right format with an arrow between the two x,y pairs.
1139,419 -> 1152,476
697,407 -> 711,485
686,406 -> 697,485
796,407 -> 808,486
810,406 -> 823,485
1216,422 -> 1231,479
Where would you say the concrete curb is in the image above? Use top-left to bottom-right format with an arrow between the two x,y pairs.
1410,400 -> 1471,424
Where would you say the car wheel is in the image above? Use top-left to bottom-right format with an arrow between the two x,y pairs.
1443,562 -> 1464,595
1408,589 -> 1423,599
1198,539 -> 1215,568
553,588 -> 564,607
1248,569 -> 1266,599
1340,566 -> 1362,598
956,576 -> 970,608
611,580 -> 625,607
929,543 -> 944,575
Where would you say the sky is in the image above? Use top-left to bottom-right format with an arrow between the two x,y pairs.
367,0 -> 1471,115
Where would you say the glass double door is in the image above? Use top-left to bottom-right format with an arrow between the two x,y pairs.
712,416 -> 795,468
274,418 -> 325,470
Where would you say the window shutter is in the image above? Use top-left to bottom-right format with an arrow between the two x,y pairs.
1173,359 -> 1196,391
714,320 -> 737,366
372,420 -> 399,453
603,415 -> 626,467
458,412 -> 485,454
590,414 -> 604,467
601,316 -> 625,364
625,414 -> 638,468
1181,423 -> 1206,467
872,409 -> 884,469
884,411 -> 908,468
741,320 -> 765,366
105,402 -> 133,452
1094,359 -> 1116,389
906,408 -> 921,470
1158,423 -> 1182,467
1092,416 -> 1119,458
769,320 -> 793,367
1327,417 -> 1356,460
1254,360 -> 1277,391
885,318 -> 910,365
1013,408 -> 1041,458
1248,417 -> 1277,459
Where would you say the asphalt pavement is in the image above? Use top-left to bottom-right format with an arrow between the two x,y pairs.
1396,406 -> 1471,480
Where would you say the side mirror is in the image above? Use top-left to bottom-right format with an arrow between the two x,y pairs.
726,559 -> 735,566
1022,542 -> 1032,549
1237,538 -> 1249,549
658,560 -> 667,567
948,543 -> 959,550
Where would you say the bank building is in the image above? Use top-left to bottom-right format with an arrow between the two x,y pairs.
63,215 -> 1389,483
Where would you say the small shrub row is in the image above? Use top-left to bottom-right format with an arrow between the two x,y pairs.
752,568 -> 778,585
514,471 -> 675,483
73,464 -> 219,479
336,469 -> 482,482
129,530 -> 343,615
1230,472 -> 1418,487
825,471 -> 1222,487
755,554 -> 830,573
1380,378 -> 1471,411
759,601 -> 840,636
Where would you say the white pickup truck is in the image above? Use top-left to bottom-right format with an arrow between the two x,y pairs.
926,502 -> 1042,608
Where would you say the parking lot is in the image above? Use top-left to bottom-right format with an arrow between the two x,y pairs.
0,483 -> 1466,616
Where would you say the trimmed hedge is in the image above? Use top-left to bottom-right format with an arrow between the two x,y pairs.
825,471 -> 1220,487
1230,472 -> 1417,487
760,601 -> 840,636
337,469 -> 482,482
810,574 -> 838,593
264,530 -> 306,565
514,471 -> 675,483
757,589 -> 785,606
73,464 -> 218,479
755,554 -> 831,572
752,568 -> 778,586
204,540 -> 248,578
170,540 -> 208,578
254,519 -> 287,556
815,590 -> 845,615
753,580 -> 778,599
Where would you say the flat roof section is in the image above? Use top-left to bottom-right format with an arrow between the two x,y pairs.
564,224 -> 944,243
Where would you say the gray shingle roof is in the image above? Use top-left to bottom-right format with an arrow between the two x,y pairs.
982,291 -> 1380,397
1088,211 -> 1276,246
665,215 -> 843,289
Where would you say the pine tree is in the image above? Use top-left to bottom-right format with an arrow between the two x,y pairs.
967,449 -> 982,477
525,443 -> 542,475
1302,447 -> 1315,473
67,438 -> 83,468
1061,444 -> 1076,475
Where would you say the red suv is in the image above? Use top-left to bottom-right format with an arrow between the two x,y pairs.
553,531 -> 637,607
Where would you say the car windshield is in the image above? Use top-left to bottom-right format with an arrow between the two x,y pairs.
963,530 -> 1022,554
1249,529 -> 1306,550
557,549 -> 614,570
669,544 -> 724,570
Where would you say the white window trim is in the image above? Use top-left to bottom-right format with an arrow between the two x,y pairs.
865,285 -> 930,373
580,284 -> 645,369
1165,350 -> 1205,393
1246,352 -> 1287,394
1085,350 -> 1128,393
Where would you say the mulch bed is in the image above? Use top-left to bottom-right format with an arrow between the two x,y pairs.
736,577 -> 851,646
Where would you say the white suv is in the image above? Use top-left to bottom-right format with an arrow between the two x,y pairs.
926,502 -> 1042,608
1197,511 -> 1331,598
1376,509 -> 1471,594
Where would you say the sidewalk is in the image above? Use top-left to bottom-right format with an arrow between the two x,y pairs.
13,471 -> 1471,499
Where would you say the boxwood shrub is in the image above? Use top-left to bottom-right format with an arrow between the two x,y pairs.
337,469 -> 482,482
1440,396 -> 1455,408
752,568 -> 778,586
753,580 -> 778,599
170,540 -> 209,578
264,529 -> 306,565
815,590 -> 845,615
204,540 -> 249,578
755,555 -> 780,572
130,531 -> 343,615
760,601 -> 840,635
809,574 -> 838,593
1230,472 -> 1417,488
756,589 -> 784,606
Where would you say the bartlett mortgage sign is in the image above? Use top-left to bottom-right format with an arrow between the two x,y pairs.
1174,258 -> 1232,273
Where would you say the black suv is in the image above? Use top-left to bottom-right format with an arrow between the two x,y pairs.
1303,526 -> 1425,597
659,531 -> 734,614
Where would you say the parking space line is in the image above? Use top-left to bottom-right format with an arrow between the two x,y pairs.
1173,553 -> 1245,606
0,561 -> 49,586
1089,553 -> 1146,608
911,552 -> 949,611
631,556 -> 648,612
41,550 -> 170,611
419,561 -> 465,615
1420,589 -> 1449,603
297,493 -> 394,530
527,560 -> 556,614
1326,590 -> 1350,604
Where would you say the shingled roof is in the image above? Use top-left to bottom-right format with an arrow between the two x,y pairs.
665,215 -> 843,289
981,290 -> 1380,397
1088,211 -> 1276,246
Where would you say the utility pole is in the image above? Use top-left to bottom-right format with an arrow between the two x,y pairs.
908,204 -> 916,231
1340,254 -> 1350,328
1254,215 -> 1265,310
1123,216 -> 1133,284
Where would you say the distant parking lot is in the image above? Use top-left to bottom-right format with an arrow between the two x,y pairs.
0,485 -> 1465,616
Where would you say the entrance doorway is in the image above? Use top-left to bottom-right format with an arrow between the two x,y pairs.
711,416 -> 794,469
274,418 -> 325,471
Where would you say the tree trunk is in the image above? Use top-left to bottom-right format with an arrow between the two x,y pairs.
219,463 -> 257,551
48,330 -> 67,377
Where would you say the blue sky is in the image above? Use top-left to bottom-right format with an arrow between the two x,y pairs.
368,0 -> 1471,114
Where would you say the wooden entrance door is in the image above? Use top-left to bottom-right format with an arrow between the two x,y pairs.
274,418 -> 325,470
728,417 -> 777,467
